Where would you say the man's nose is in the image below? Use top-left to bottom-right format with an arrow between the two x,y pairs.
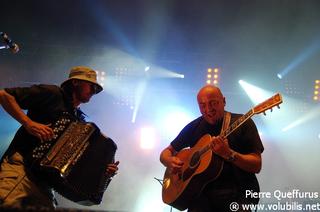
205,104 -> 212,112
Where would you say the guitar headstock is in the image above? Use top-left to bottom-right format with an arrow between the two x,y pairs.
252,93 -> 283,115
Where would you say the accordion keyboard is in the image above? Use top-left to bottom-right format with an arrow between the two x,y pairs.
32,114 -> 72,160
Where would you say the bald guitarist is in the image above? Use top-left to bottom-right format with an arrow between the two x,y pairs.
160,85 -> 264,212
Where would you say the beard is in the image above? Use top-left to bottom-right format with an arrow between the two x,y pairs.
203,111 -> 224,125
74,86 -> 91,103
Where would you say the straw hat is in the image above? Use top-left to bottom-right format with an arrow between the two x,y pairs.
61,66 -> 103,93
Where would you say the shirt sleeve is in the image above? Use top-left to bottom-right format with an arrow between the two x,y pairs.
233,118 -> 264,154
170,118 -> 201,152
4,84 -> 59,110
245,118 -> 264,153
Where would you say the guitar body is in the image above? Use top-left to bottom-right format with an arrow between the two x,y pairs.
162,134 -> 224,210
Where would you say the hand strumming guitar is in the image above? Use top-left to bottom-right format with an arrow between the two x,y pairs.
160,145 -> 184,173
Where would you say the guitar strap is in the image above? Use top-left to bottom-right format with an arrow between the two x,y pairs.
220,111 -> 231,136
222,111 -> 260,207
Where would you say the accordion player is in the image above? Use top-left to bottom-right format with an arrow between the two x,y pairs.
31,114 -> 117,205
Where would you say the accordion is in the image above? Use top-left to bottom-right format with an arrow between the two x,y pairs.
31,113 -> 117,205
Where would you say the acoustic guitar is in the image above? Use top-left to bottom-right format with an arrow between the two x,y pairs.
162,93 -> 283,210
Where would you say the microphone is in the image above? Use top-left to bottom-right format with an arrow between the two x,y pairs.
0,32 -> 19,53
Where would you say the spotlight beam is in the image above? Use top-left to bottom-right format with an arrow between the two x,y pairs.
132,80 -> 147,123
277,41 -> 320,79
282,106 -> 320,132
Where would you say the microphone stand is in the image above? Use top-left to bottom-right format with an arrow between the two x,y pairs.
0,32 -> 19,53
0,32 -> 6,50
0,45 -> 10,50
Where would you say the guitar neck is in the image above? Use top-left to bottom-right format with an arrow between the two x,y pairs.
221,110 -> 254,138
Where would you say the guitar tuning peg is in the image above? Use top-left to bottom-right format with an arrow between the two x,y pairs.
263,112 -> 266,116
270,108 -> 273,112
277,105 -> 280,109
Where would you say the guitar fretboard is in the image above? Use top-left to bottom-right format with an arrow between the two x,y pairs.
221,109 -> 254,138
197,93 -> 282,160
198,110 -> 254,159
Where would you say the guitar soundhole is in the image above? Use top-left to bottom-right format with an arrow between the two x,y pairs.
189,151 -> 200,168
181,151 -> 201,181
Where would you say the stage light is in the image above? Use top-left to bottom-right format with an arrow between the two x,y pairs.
277,73 -> 282,79
162,109 -> 193,140
277,41 -> 320,79
88,49 -> 185,125
206,67 -> 220,85
280,99 -> 320,133
238,80 -> 274,104
281,106 -> 320,132
131,81 -> 147,123
140,127 -> 156,149
238,80 -> 294,138
96,70 -> 106,88
313,80 -> 320,102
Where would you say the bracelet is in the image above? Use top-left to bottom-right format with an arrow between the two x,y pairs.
227,150 -> 237,162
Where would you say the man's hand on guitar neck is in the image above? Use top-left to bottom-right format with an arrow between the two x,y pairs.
211,136 -> 262,173
211,136 -> 233,160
